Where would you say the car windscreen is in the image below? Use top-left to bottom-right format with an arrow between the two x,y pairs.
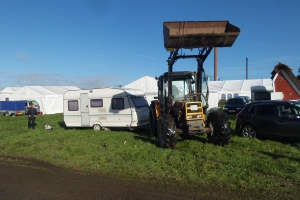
293,102 -> 300,108
30,101 -> 39,107
227,99 -> 244,104
131,97 -> 149,108
239,96 -> 250,103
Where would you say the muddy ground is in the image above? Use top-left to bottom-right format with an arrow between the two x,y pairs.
0,156 -> 224,200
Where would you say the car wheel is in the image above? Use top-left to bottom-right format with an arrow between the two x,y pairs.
93,124 -> 101,131
241,125 -> 256,138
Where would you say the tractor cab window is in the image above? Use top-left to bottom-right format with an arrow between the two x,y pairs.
172,80 -> 183,99
200,73 -> 208,108
172,76 -> 195,100
201,74 -> 208,99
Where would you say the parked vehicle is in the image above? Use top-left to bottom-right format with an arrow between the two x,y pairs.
238,96 -> 251,103
0,100 -> 40,116
223,97 -> 247,114
149,20 -> 240,148
235,100 -> 300,140
289,100 -> 300,108
63,87 -> 149,130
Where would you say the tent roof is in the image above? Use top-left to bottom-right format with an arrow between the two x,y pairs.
208,79 -> 273,92
43,86 -> 80,94
124,76 -> 273,95
26,86 -> 59,96
0,87 -> 22,94
1,86 -> 80,95
124,76 -> 158,94
7,86 -> 81,96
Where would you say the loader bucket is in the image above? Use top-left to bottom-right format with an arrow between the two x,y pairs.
163,21 -> 240,49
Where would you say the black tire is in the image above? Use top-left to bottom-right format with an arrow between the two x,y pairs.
157,114 -> 177,149
240,125 -> 256,138
149,107 -> 157,137
206,111 -> 231,146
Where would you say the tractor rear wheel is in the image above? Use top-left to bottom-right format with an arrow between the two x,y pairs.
206,111 -> 231,146
157,114 -> 177,149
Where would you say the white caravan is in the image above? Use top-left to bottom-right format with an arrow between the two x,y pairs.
63,88 -> 149,130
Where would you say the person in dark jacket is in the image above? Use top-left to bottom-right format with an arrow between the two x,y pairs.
27,104 -> 37,129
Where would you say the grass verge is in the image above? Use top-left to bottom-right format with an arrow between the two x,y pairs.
0,113 -> 299,199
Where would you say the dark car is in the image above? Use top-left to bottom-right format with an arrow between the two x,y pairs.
223,97 -> 247,114
235,100 -> 300,140
238,96 -> 251,103
289,100 -> 300,108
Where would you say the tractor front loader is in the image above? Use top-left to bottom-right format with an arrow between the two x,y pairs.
149,21 -> 240,148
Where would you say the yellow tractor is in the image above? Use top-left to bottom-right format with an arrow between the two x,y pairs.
149,21 -> 240,148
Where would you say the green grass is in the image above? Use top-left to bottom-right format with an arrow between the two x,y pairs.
0,113 -> 300,199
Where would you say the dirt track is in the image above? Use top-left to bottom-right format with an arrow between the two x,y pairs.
0,156 -> 220,200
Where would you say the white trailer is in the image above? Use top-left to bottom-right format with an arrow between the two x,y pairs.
63,88 -> 149,130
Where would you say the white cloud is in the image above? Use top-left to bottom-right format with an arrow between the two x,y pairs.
0,73 -> 118,90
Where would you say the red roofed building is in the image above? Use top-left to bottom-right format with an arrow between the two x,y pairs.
271,63 -> 300,100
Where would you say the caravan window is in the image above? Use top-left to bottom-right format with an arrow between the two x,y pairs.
68,100 -> 78,111
112,98 -> 124,109
91,99 -> 103,107
132,97 -> 148,108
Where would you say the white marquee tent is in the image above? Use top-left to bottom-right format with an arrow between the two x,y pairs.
124,76 -> 220,109
124,76 -> 274,109
0,86 -> 80,114
124,76 -> 158,105
0,87 -> 22,100
208,79 -> 273,100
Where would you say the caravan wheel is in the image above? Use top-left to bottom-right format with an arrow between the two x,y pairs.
93,124 -> 101,131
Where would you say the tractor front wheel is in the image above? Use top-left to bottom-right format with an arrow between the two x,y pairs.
157,114 -> 177,149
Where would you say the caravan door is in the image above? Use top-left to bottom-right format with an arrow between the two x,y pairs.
129,96 -> 150,127
81,93 -> 90,126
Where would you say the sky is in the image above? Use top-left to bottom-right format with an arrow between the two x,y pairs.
0,0 -> 300,91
